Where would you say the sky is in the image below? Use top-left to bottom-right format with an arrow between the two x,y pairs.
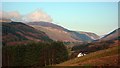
1,2 -> 118,36
1,0 -> 119,2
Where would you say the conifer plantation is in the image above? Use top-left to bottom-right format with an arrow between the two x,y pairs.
2,41 -> 69,67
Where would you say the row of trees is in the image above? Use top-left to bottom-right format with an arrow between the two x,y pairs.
2,41 -> 68,67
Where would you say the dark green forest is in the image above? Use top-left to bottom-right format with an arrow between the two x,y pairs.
2,41 -> 68,67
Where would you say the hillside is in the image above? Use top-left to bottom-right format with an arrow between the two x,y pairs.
68,31 -> 94,42
2,21 -> 52,46
27,22 -> 68,31
31,25 -> 79,42
77,31 -> 100,40
56,45 -> 119,66
100,28 -> 120,41
28,22 -> 99,42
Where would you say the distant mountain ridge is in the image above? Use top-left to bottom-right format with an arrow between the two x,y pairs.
28,21 -> 100,42
67,31 -> 93,42
27,22 -> 68,31
31,25 -> 78,42
2,20 -> 101,44
100,28 -> 120,41
77,31 -> 100,40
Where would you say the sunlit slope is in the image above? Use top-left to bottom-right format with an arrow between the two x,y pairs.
28,22 -> 99,42
57,46 -> 119,66
100,28 -> 120,41
31,25 -> 79,42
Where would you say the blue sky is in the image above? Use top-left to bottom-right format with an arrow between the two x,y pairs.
1,0 -> 119,2
2,2 -> 118,35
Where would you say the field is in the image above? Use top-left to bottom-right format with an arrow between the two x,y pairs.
56,45 -> 119,66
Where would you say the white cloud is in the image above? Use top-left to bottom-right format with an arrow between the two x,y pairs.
23,9 -> 52,22
0,9 -> 53,23
0,11 -> 22,22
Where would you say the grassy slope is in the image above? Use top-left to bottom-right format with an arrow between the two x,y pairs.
56,45 -> 119,66
31,25 -> 78,42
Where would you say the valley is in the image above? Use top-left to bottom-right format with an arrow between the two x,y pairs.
1,21 -> 120,67
1,2 -> 119,67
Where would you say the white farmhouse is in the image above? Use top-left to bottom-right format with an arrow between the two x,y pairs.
77,53 -> 86,57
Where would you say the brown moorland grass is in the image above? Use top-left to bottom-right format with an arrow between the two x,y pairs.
56,45 -> 119,66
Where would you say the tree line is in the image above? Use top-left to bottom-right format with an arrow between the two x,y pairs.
2,41 -> 68,67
